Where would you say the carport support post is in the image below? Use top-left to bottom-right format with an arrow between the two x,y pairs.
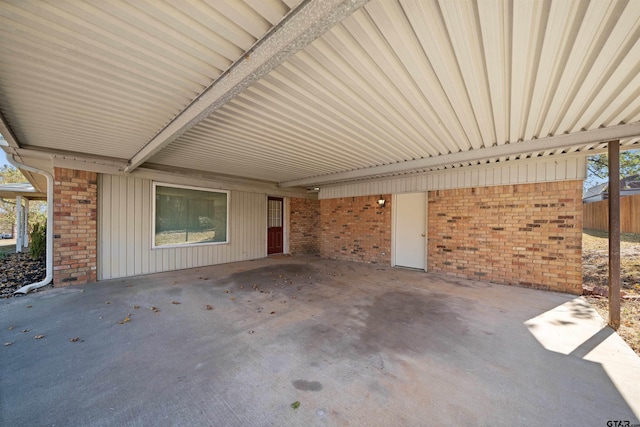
22,198 -> 29,249
608,140 -> 620,330
15,195 -> 22,253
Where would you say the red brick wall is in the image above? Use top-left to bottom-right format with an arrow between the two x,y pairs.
428,181 -> 583,294
53,168 -> 97,286
289,197 -> 320,255
320,195 -> 391,264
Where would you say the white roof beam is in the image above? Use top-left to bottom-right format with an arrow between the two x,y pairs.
279,122 -> 640,187
125,0 -> 369,173
0,111 -> 44,192
0,110 -> 21,151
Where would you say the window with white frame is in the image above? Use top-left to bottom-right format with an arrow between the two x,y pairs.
153,183 -> 228,248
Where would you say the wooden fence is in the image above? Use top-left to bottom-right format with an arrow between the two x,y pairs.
583,193 -> 640,233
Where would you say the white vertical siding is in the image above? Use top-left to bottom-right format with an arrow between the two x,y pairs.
98,175 -> 267,280
319,155 -> 587,199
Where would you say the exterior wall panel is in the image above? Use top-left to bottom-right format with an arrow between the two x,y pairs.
320,155 -> 586,199
98,175 -> 267,280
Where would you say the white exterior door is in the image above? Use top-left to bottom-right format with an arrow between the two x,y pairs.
394,192 -> 427,269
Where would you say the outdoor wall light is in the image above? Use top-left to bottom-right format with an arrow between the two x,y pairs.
377,196 -> 386,207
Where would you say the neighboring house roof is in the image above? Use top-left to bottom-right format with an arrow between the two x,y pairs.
0,0 -> 639,188
583,175 -> 640,202
622,174 -> 640,189
583,183 -> 609,201
0,183 -> 46,201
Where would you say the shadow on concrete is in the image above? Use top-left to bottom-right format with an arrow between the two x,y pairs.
569,327 -> 615,359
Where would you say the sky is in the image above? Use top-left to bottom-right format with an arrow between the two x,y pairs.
0,132 -> 7,166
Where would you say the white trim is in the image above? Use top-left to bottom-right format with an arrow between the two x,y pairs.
151,182 -> 230,250
391,195 -> 397,268
283,197 -> 290,255
15,195 -> 23,253
392,192 -> 427,271
266,195 -> 286,255
424,194 -> 428,273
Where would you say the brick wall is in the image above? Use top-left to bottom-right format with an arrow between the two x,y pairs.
428,181 -> 583,294
53,168 -> 97,286
320,195 -> 391,264
289,197 -> 320,255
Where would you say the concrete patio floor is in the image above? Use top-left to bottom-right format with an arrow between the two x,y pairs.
1,256 -> 639,426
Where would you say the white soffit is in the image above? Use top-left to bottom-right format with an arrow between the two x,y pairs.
0,0 -> 302,159
150,0 -> 640,184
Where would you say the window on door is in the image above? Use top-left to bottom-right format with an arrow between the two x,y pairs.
268,199 -> 282,227
267,197 -> 284,254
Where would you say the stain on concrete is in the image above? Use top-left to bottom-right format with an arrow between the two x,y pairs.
216,264 -> 318,293
164,287 -> 182,296
434,275 -> 492,289
356,291 -> 468,356
295,290 -> 471,363
292,379 -> 323,391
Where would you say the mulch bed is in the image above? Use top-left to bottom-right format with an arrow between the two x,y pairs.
0,253 -> 46,298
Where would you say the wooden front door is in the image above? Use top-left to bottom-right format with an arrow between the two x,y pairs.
267,197 -> 283,254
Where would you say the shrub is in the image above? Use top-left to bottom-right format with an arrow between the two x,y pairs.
30,222 -> 46,260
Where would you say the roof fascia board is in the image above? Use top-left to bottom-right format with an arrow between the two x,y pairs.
0,111 -> 21,151
279,122 -> 640,187
13,148 -> 128,175
319,152 -> 590,191
125,0 -> 369,173
0,114 -> 46,192
132,167 -> 314,199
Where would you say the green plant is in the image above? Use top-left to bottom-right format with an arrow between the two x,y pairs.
30,222 -> 46,260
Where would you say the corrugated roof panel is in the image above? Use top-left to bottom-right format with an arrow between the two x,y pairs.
522,0 -> 588,141
477,0 -> 511,146
439,0 -> 496,146
399,0 -> 482,150
152,0 -> 639,184
0,0 -> 300,158
538,0 -> 627,137
1,0 -> 638,185
558,0 -> 640,133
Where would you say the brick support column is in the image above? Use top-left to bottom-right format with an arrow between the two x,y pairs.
290,197 -> 320,255
53,168 -> 98,286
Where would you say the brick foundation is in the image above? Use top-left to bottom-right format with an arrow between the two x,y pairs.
289,198 -> 320,255
428,181 -> 583,294
53,168 -> 97,286
320,195 -> 391,264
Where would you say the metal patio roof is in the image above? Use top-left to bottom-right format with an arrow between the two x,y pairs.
0,182 -> 46,200
1,0 -> 639,188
